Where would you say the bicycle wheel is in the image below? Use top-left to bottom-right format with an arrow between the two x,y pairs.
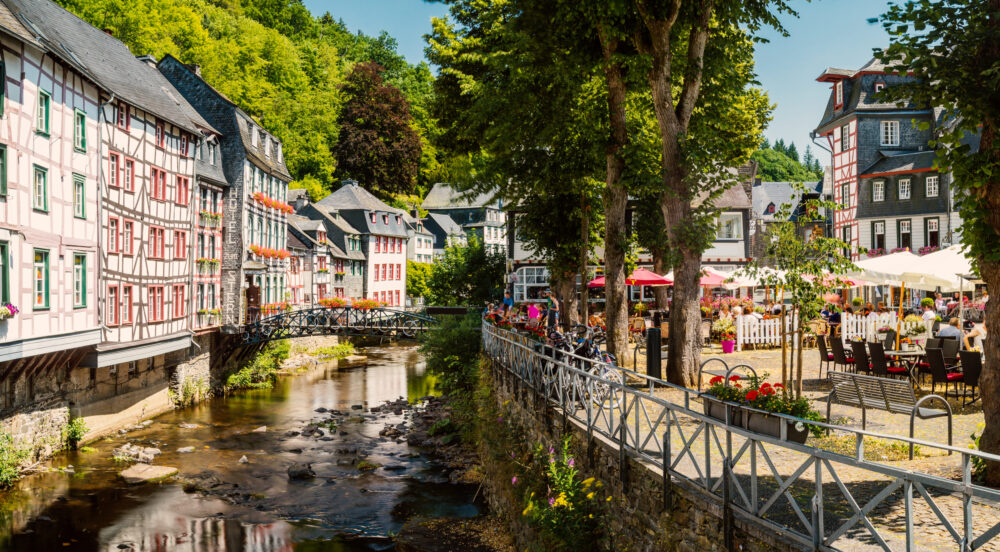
588,363 -> 623,409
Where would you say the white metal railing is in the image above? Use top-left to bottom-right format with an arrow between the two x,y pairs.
482,320 -> 1000,551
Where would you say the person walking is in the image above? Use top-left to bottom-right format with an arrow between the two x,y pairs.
545,290 -> 560,330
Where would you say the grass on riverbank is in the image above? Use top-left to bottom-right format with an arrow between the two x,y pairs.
308,342 -> 356,359
224,340 -> 291,393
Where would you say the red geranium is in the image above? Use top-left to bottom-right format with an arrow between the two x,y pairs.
745,390 -> 759,401
729,375 -> 741,382
710,376 -> 723,385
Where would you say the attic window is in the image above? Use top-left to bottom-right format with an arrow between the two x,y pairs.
874,82 -> 885,94
382,214 -> 389,225
835,81 -> 844,107
765,203 -> 775,215
369,212 -> 376,223
395,215 -> 401,224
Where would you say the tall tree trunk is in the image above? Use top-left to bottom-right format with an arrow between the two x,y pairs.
666,248 -> 702,387
580,193 -> 590,324
599,30 -> 631,368
556,273 -> 579,330
976,115 -> 1000,484
796,318 -> 805,398
652,248 -> 670,310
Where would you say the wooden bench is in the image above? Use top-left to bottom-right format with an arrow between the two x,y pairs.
826,371 -> 952,459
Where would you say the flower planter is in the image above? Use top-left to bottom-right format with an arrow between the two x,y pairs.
744,411 -> 809,444
721,340 -> 735,354
702,395 -> 742,426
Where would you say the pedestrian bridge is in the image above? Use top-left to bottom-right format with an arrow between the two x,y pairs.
240,307 -> 439,345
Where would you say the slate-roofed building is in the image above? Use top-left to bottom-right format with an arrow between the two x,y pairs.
314,181 -> 408,307
158,55 -> 293,323
422,183 -> 506,254
403,213 -> 435,264
423,212 -> 468,257
749,180 -> 829,264
287,214 -> 363,305
814,57 -> 958,259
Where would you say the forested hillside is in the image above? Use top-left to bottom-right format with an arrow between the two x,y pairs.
751,139 -> 824,182
56,0 -> 441,200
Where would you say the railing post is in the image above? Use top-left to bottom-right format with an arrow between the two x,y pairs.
904,479 -> 914,552
723,456 -> 733,551
663,419 -> 671,511
963,453 -> 973,551
814,455 -> 823,550
619,407 -> 628,489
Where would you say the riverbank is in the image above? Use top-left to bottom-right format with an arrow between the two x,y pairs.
0,343 -> 502,551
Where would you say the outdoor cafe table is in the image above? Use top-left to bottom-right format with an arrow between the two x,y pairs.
884,349 -> 926,382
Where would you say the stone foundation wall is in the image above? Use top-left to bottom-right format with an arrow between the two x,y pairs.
481,360 -> 801,552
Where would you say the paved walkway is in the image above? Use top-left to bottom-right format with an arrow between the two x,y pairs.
600,345 -> 995,550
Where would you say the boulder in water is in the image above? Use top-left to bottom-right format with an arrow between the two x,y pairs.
119,464 -> 178,485
287,463 -> 315,480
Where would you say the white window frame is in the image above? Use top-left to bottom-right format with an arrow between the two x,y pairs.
898,178 -> 911,200
716,213 -> 743,240
835,81 -> 843,106
925,175 -> 939,198
872,180 -> 885,202
880,120 -> 900,146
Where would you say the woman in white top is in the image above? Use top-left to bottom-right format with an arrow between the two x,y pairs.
964,321 -> 987,351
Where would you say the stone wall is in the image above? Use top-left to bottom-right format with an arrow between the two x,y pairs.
481,361 -> 801,552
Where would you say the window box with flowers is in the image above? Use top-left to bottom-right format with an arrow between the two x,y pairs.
196,257 -> 221,270
316,268 -> 330,274
249,245 -> 291,259
890,247 -> 910,254
352,299 -> 380,311
918,245 -> 940,256
866,248 -> 886,258
702,376 -> 824,444
0,303 -> 19,321
251,192 -> 294,214
197,308 -> 221,323
199,210 -> 223,227
334,271 -> 346,277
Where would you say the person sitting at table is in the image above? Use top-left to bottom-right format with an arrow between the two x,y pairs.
937,317 -> 964,340
965,321 -> 987,350
527,303 -> 541,327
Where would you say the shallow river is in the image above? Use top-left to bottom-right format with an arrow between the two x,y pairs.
0,344 -> 483,551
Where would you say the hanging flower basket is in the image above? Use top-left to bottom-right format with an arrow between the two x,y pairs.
0,303 -> 19,321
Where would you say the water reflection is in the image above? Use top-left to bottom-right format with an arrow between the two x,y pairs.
0,343 -> 472,551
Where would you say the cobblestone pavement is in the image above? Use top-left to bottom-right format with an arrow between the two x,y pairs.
594,344 -> 998,551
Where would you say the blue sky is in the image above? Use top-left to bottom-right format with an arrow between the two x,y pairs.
304,0 -> 894,164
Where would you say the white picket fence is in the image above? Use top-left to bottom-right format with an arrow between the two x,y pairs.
734,314 -> 798,351
734,312 -> 927,351
840,313 -> 927,342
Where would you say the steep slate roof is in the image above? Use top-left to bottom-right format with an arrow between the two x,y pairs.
288,215 -> 349,258
0,1 -> 42,48
286,229 -> 308,251
287,188 -> 309,203
427,213 -> 465,236
317,181 -> 404,214
693,167 -> 753,210
422,183 -> 499,210
859,150 -> 937,176
752,181 -> 822,222
235,111 -> 291,180
402,212 -> 434,236
287,213 -> 323,233
814,57 -> 929,134
4,0 -> 213,134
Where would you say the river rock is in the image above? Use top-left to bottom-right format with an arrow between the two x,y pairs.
119,464 -> 178,484
178,423 -> 200,429
287,463 -> 315,480
350,404 -> 363,410
238,455 -> 249,464
113,443 -> 162,464
314,407 -> 327,413
177,447 -> 195,453
252,426 -> 267,433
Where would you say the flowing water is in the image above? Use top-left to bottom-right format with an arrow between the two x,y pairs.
0,344 -> 483,551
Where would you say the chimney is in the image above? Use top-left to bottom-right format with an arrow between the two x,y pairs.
102,28 -> 114,37
136,54 -> 158,68
186,63 -> 202,77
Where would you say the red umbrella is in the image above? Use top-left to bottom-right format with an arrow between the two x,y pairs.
587,269 -> 673,288
698,269 -> 727,287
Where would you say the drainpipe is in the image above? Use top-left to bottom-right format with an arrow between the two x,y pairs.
97,92 -> 116,334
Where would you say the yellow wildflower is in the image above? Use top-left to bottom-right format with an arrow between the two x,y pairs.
606,496 -> 612,502
586,492 -> 595,500
582,477 -> 595,487
595,481 -> 603,488
522,502 -> 534,516
553,492 -> 570,508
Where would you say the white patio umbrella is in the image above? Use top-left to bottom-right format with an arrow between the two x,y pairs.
847,250 -> 922,287
898,245 -> 974,292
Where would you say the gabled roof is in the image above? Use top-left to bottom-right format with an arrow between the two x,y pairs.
427,213 -> 465,236
752,181 -> 821,222
859,150 -> 937,176
288,213 -> 323,233
422,183 -> 499,210
814,57 -> 929,134
693,166 -> 753,210
286,229 -> 308,251
288,215 -> 350,258
4,0 -> 213,135
317,181 -> 404,214
0,1 -> 41,48
287,188 -> 309,203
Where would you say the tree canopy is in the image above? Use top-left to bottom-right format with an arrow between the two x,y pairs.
57,0 -> 442,198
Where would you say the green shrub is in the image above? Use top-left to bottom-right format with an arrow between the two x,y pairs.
308,342 -> 355,359
419,313 -> 481,433
0,433 -> 29,487
63,418 -> 88,450
920,297 -> 935,309
224,340 -> 291,392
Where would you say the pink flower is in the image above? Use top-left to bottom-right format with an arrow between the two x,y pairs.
511,476 -> 518,486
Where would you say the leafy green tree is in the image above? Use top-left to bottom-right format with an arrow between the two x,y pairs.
786,141 -> 799,163
751,148 -> 823,181
741,184 -> 856,397
876,0 -> 1000,483
426,236 -> 506,307
406,260 -> 433,300
334,62 -> 422,195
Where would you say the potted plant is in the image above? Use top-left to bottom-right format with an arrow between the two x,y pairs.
702,375 -> 745,425
633,302 -> 648,316
742,381 -> 823,444
0,303 -> 19,321
713,317 -> 736,353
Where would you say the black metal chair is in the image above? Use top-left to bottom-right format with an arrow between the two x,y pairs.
831,338 -> 855,373
817,334 -> 833,378
941,337 -> 960,367
958,351 -> 983,406
927,348 -> 963,399
915,338 -> 941,382
869,342 -> 910,380
882,329 -> 898,351
851,341 -> 872,375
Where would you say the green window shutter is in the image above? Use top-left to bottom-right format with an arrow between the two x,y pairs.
0,241 -> 8,304
0,144 -> 6,197
36,90 -> 50,135
0,61 -> 5,114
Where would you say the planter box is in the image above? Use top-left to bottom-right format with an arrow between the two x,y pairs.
702,395 -> 742,426
744,411 -> 809,444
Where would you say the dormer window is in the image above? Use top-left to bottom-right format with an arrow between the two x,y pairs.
874,82 -> 885,94
765,203 -> 775,215
395,215 -> 401,224
383,214 -> 388,224
835,81 -> 843,107
369,212 -> 376,223
318,231 -> 327,243
264,137 -> 270,158
250,124 -> 257,146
